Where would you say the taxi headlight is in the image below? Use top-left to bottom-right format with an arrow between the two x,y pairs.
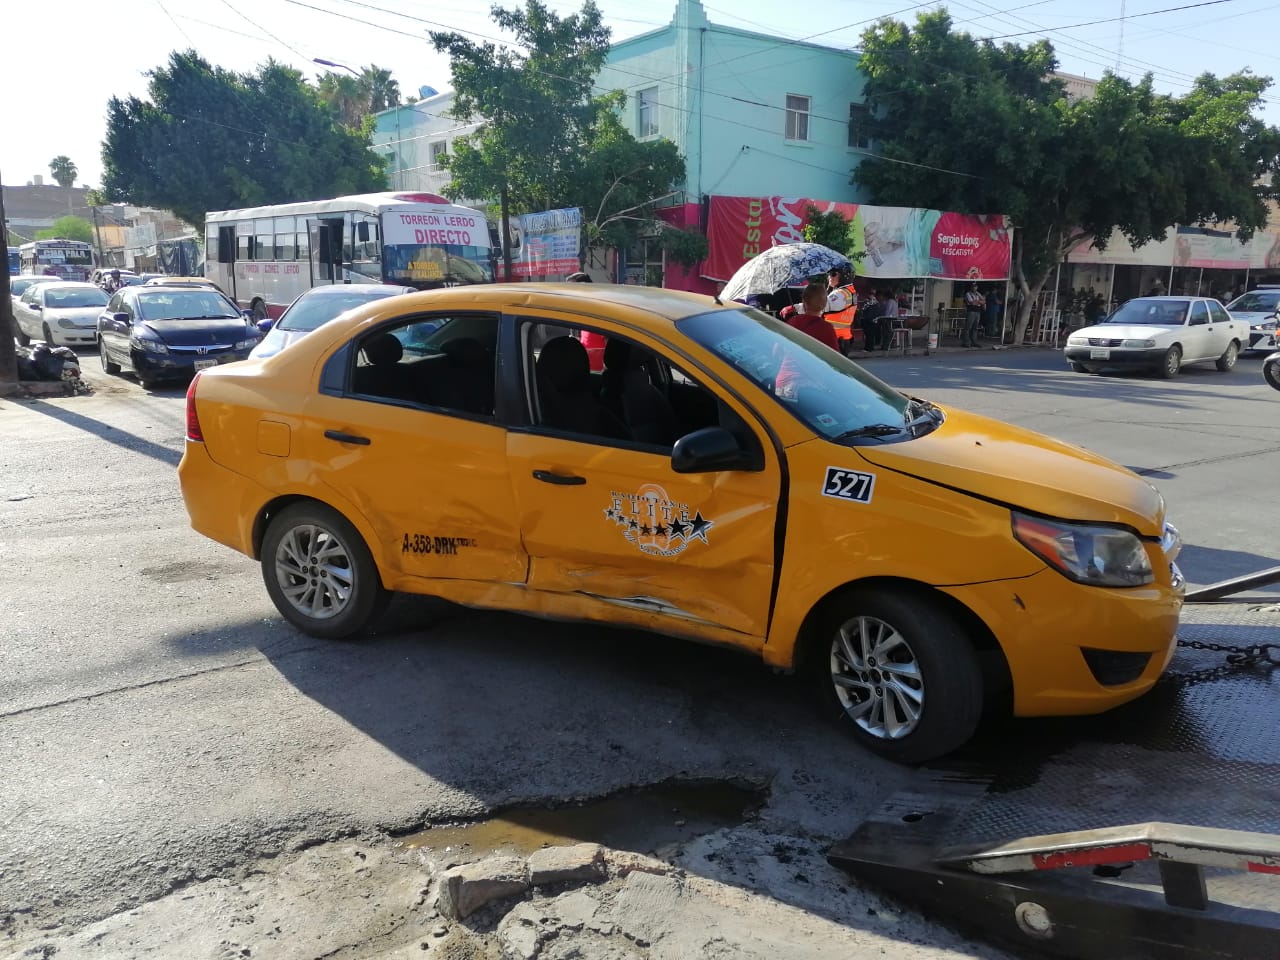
1067,336 -> 1087,346
1122,338 -> 1156,348
1012,512 -> 1154,587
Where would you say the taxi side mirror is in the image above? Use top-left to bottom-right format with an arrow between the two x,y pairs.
671,427 -> 757,474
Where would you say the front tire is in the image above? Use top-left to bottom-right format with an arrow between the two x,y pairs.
1265,357 -> 1280,391
1069,361 -> 1089,373
1158,345 -> 1182,379
16,324 -> 30,346
809,587 -> 983,764
261,502 -> 388,640
1216,341 -> 1239,372
42,323 -> 55,346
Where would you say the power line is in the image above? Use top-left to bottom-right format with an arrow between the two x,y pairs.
219,0 -> 313,62
981,0 -> 1246,40
154,0 -> 196,46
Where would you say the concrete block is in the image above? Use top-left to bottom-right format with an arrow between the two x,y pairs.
436,855 -> 528,920
527,843 -> 605,885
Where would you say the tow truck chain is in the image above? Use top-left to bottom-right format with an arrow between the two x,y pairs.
1165,638 -> 1280,687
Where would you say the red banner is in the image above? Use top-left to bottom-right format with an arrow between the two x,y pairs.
704,196 -> 1011,282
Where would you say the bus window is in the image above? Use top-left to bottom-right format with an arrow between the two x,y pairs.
237,234 -> 253,261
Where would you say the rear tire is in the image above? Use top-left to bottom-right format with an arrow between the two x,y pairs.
808,586 -> 984,764
1215,341 -> 1239,372
16,324 -> 30,346
261,501 -> 388,640
1158,345 -> 1182,379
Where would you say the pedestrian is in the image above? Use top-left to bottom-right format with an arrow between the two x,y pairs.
1147,276 -> 1166,297
103,269 -> 123,293
823,267 -> 858,347
984,287 -> 1003,340
566,271 -> 591,282
1084,293 -> 1107,324
783,282 -> 839,351
880,288 -> 900,350
857,292 -> 886,352
963,283 -> 985,347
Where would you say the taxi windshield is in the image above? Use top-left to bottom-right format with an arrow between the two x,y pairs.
678,307 -> 926,443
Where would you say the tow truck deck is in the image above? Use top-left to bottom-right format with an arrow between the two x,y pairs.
830,598 -> 1280,959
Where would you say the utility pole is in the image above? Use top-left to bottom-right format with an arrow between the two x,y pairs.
0,168 -> 20,395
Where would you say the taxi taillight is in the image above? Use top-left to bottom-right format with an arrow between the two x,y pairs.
186,373 -> 204,442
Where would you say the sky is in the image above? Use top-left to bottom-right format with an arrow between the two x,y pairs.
2,0 -> 1277,189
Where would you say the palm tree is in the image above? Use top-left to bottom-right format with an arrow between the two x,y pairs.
359,66 -> 401,114
49,156 -> 78,214
318,73 -> 366,128
49,156 -> 77,188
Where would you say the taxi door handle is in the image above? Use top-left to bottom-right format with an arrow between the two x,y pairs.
532,470 -> 585,486
324,429 -> 371,446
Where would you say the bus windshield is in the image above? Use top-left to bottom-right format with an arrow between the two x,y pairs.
382,243 -> 494,287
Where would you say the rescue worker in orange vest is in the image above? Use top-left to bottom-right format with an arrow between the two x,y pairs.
824,267 -> 859,354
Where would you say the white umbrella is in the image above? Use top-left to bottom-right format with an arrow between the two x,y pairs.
720,243 -> 852,302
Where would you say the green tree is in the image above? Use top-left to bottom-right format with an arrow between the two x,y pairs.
101,51 -> 387,229
35,216 -> 95,244
801,204 -> 865,263
317,72 -> 367,128
434,2 -> 698,273
49,156 -> 78,188
359,65 -> 401,113
854,10 -> 1280,340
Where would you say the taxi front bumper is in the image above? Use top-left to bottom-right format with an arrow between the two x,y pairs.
942,567 -> 1183,717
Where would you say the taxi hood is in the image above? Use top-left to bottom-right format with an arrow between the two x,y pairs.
854,408 -> 1164,535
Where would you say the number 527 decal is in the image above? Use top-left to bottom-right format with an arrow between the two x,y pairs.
822,467 -> 876,504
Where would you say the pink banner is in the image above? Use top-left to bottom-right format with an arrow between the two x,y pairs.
704,196 -> 1011,282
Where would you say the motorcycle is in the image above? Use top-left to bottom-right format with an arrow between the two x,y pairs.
1265,351 -> 1280,391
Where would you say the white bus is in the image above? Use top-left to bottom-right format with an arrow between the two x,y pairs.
205,192 -> 496,320
18,239 -> 97,281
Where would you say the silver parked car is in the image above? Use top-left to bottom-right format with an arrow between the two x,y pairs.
13,281 -> 109,347
249,283 -> 416,359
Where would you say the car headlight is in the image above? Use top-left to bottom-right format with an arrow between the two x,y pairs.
1067,336 -> 1087,346
235,337 -> 258,350
58,318 -> 77,329
130,334 -> 169,354
1122,338 -> 1156,348
1251,322 -> 1277,331
1012,512 -> 1154,587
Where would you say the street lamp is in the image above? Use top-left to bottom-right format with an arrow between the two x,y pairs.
313,58 -> 360,76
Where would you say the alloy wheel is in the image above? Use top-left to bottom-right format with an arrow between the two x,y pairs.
828,615 -> 925,740
273,522 -> 356,621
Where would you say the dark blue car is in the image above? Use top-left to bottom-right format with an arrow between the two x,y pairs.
98,285 -> 261,389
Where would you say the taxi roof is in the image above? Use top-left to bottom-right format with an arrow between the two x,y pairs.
382,282 -> 727,326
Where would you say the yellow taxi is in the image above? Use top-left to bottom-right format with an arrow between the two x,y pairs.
178,284 -> 1184,762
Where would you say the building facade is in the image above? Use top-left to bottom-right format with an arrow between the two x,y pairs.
371,91 -> 480,199
596,0 -> 870,206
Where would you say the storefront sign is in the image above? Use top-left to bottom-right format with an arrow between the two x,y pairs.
1069,225 -> 1280,270
704,196 -> 1012,282
510,207 -> 582,278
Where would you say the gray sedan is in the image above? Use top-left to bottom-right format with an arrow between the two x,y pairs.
13,281 -> 109,347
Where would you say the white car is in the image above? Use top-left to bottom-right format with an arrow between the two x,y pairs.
1064,296 -> 1248,378
13,281 -> 109,347
9,274 -> 62,304
1224,289 -> 1280,353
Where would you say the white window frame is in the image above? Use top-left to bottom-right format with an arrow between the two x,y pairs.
637,86 -> 659,138
428,140 -> 448,169
785,94 -> 811,142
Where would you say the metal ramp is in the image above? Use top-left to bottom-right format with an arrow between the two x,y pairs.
829,600 -> 1280,960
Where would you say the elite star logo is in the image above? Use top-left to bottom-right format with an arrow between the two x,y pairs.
603,484 -> 715,558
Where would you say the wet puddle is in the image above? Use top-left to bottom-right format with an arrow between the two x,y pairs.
399,779 -> 765,859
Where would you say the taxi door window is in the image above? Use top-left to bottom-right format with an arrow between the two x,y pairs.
1209,301 -> 1231,324
520,319 -> 754,454
345,313 -> 498,417
1189,301 -> 1209,325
